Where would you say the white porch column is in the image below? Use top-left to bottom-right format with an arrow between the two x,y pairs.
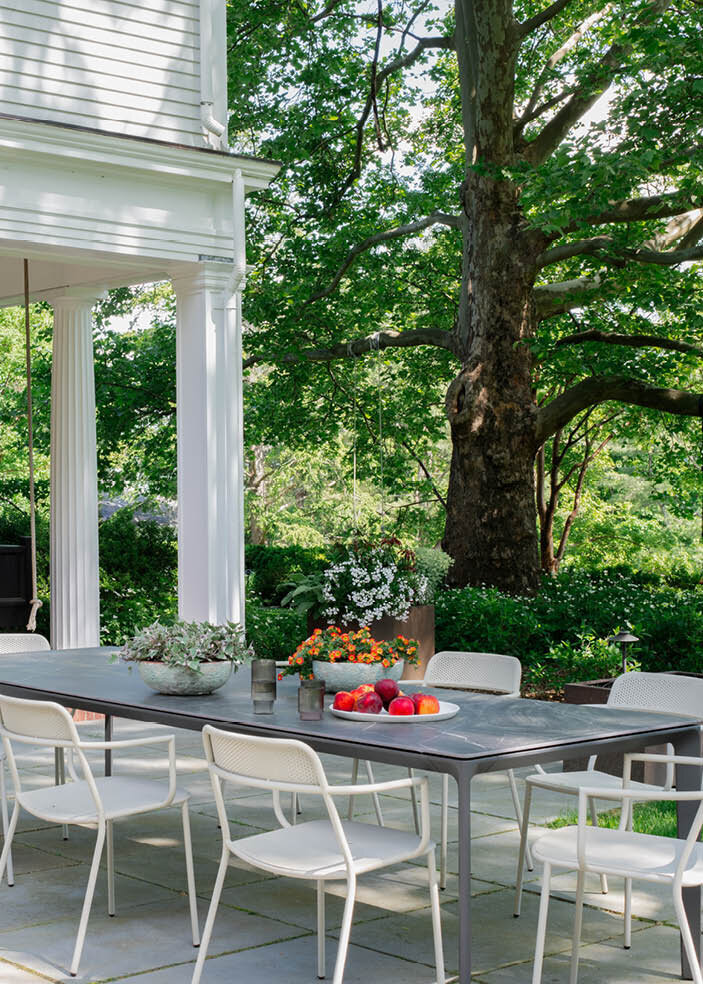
172,263 -> 245,626
49,289 -> 102,650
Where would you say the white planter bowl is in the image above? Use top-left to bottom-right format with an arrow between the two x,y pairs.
311,659 -> 404,693
136,660 -> 233,696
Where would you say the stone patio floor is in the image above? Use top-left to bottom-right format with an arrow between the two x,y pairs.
0,718 -> 693,984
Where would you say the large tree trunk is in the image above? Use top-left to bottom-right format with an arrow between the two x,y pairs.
442,171 -> 543,594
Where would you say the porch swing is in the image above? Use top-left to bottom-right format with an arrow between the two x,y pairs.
0,259 -> 44,642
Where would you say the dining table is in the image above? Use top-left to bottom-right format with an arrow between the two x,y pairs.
0,646 -> 701,983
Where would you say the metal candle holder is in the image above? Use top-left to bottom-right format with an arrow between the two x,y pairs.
251,659 -> 277,714
298,678 -> 325,720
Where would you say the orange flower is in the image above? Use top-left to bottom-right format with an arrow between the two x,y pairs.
277,673 -> 283,681
296,656 -> 304,665
382,659 -> 390,667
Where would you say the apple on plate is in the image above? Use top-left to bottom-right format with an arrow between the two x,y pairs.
333,691 -> 355,712
355,691 -> 383,714
374,678 -> 400,708
388,695 -> 415,716
415,693 -> 440,715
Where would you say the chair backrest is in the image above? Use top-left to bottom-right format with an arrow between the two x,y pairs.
203,726 -> 327,790
0,633 -> 50,654
0,694 -> 101,815
0,693 -> 78,745
608,671 -> 703,719
202,726 -> 352,861
425,650 -> 522,695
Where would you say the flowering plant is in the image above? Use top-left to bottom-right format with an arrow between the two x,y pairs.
279,625 -> 420,680
320,538 -> 428,624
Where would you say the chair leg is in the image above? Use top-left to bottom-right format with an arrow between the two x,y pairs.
623,877 -> 632,949
0,801 -> 19,888
440,772 -> 449,891
70,821 -> 106,977
588,798 -> 608,894
507,769 -> 533,871
673,886 -> 703,984
191,848 -> 230,984
0,756 -> 14,886
569,869 -> 585,984
317,879 -> 326,979
427,849 -> 445,984
55,747 -> 69,841
531,861 -> 551,984
106,820 -> 115,916
513,781 -> 533,916
291,792 -> 298,826
331,873 -> 356,984
347,760 -> 360,820
181,802 -> 200,947
407,767 -> 420,834
364,761 -> 384,827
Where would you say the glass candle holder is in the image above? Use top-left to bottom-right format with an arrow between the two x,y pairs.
251,659 -> 277,714
298,678 -> 325,720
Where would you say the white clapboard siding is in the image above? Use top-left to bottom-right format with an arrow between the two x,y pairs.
0,0 -> 208,146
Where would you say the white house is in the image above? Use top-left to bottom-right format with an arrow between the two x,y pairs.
0,0 -> 280,647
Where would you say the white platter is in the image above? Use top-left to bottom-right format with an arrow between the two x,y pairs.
330,699 -> 459,723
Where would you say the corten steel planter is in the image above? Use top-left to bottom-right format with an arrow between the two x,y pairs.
308,604 -> 435,681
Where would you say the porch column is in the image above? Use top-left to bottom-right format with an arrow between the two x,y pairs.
50,289 -> 102,650
172,262 -> 245,626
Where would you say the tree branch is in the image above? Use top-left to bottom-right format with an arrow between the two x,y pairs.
621,243 -> 703,266
243,327 -> 457,369
306,212 -> 460,304
524,0 -> 674,165
517,0 -> 575,37
580,189 -> 703,228
517,5 -> 612,129
336,35 -> 454,200
397,437 -> 448,509
537,236 -> 613,267
556,330 -> 703,359
534,275 -> 606,317
537,375 -> 703,443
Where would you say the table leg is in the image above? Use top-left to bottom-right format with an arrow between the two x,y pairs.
457,767 -> 472,984
104,714 -> 113,776
675,727 -> 702,980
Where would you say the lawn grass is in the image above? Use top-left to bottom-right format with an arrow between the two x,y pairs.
547,801 -> 678,838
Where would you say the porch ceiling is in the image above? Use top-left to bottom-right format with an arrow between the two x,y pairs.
0,241 -> 172,307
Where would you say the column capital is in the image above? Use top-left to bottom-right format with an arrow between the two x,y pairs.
49,286 -> 107,311
171,261 -> 235,299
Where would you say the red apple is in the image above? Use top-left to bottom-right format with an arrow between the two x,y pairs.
410,692 -> 423,711
355,691 -> 383,714
350,683 -> 375,700
388,695 -> 415,716
333,691 -> 355,712
415,693 -> 440,715
374,678 -> 400,708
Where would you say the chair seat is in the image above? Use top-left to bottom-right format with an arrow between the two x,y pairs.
18,777 -> 188,824
527,769 -> 662,795
533,824 -> 703,886
231,818 -> 431,879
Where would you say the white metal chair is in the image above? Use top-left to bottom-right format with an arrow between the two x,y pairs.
352,650 -> 532,889
192,725 -> 445,984
531,753 -> 703,984
514,671 -> 703,921
0,693 -> 200,977
0,632 -> 51,884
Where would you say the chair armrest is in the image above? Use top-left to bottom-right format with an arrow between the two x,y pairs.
79,734 -> 178,809
328,775 -> 425,797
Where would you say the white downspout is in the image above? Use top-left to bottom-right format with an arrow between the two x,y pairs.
224,170 -> 247,626
200,0 -> 226,147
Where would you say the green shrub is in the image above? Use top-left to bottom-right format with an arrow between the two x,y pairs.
245,602 -> 306,661
435,569 -> 703,696
245,544 -> 329,604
